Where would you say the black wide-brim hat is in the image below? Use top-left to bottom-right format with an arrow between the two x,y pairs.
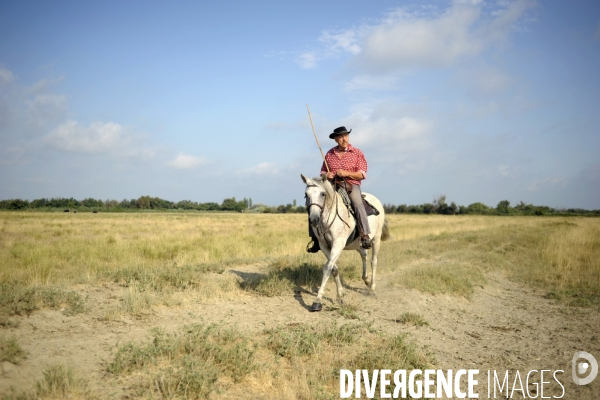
329,126 -> 352,139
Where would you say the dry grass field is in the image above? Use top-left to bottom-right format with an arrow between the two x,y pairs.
0,212 -> 599,399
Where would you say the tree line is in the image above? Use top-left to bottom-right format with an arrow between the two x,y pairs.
382,195 -> 599,216
0,196 -> 307,214
0,195 -> 597,215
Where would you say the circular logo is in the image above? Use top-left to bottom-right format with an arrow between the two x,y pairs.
572,351 -> 598,386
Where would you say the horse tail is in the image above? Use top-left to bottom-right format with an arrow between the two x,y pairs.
381,217 -> 391,241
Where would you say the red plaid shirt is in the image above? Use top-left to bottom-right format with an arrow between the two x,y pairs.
320,144 -> 368,186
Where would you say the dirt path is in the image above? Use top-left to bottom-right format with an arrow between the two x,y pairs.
2,265 -> 599,399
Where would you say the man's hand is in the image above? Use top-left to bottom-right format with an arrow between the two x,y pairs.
326,169 -> 363,180
327,170 -> 347,179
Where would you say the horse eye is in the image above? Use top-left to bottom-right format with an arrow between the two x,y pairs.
320,192 -> 325,197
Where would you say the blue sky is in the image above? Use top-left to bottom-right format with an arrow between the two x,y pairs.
1,0 -> 599,209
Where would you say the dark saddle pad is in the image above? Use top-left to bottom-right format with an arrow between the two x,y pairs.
363,198 -> 380,216
344,197 -> 380,247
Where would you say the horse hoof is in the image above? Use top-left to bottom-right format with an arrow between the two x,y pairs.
309,302 -> 322,312
337,298 -> 344,305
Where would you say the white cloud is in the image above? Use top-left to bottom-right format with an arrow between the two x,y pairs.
340,101 -> 433,154
166,153 -> 207,169
497,164 -> 519,178
319,29 -> 362,55
27,76 -> 65,94
344,74 -> 399,92
27,94 -> 68,122
359,3 -> 482,71
0,146 -> 29,166
45,120 -> 131,153
528,177 -> 567,192
238,162 -> 279,175
295,0 -> 536,72
296,52 -> 318,69
453,65 -> 514,98
0,66 -> 14,85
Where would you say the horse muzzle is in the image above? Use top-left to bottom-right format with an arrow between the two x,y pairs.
309,215 -> 320,227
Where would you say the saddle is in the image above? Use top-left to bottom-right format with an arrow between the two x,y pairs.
333,179 -> 380,217
333,179 -> 380,247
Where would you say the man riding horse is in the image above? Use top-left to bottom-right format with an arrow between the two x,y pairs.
307,126 -> 372,253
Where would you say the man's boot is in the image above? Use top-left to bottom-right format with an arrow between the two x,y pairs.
307,226 -> 320,253
361,235 -> 372,249
306,238 -> 320,253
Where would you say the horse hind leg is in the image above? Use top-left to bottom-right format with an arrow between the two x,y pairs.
357,248 -> 370,288
369,238 -> 381,292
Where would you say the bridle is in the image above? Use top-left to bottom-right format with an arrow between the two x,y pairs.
305,183 -> 325,211
305,183 -> 351,245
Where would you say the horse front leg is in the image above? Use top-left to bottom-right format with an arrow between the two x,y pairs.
331,264 -> 344,304
310,241 -> 344,312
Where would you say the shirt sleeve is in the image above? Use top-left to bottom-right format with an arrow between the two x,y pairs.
356,149 -> 367,178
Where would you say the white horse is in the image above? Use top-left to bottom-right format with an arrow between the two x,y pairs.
301,173 -> 390,311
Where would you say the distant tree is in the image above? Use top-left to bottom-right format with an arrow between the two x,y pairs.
276,204 -> 293,213
383,204 -> 396,214
82,198 -> 103,208
396,204 -> 408,214
221,197 -> 246,212
467,202 -> 490,214
5,199 -> 29,210
104,199 -> 119,209
201,202 -> 220,211
433,195 -> 446,212
120,199 -> 133,209
30,198 -> 49,208
448,202 -> 458,215
408,205 -> 423,214
497,200 -> 511,214
136,195 -> 151,209
423,203 -> 435,214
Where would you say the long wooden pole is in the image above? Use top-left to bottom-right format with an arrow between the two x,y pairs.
306,104 -> 330,173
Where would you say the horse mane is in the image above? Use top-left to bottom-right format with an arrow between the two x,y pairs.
312,173 -> 335,200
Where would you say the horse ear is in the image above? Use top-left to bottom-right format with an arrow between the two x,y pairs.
320,172 -> 327,182
301,174 -> 312,185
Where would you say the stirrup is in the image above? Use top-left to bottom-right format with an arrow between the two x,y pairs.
306,239 -> 320,253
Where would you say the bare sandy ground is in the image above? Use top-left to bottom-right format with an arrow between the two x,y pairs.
1,264 -> 599,399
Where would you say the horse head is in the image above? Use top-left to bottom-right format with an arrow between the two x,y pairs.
301,173 -> 334,227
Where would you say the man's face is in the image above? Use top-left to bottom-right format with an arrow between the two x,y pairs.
334,133 -> 349,149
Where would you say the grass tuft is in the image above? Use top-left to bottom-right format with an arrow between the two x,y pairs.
0,335 -> 27,364
2,364 -> 94,400
106,320 -> 432,398
395,312 -> 429,327
394,262 -> 486,299
326,302 -> 361,320
0,284 -> 85,317
108,323 -> 257,398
